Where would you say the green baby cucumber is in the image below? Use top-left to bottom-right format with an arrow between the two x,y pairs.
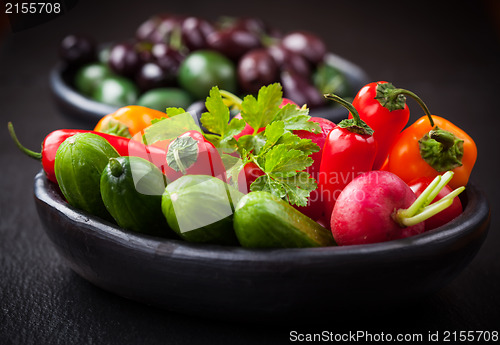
100,156 -> 173,237
234,191 -> 336,248
161,175 -> 242,245
54,132 -> 119,221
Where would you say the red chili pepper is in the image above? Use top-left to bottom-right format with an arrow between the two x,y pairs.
349,81 -> 435,170
165,130 -> 226,181
318,95 -> 377,220
8,122 -> 178,183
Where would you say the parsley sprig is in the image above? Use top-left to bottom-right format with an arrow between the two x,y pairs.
201,83 -> 321,207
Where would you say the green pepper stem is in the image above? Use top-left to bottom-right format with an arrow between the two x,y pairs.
429,128 -> 456,149
393,171 -> 464,228
387,88 -> 435,127
324,93 -> 363,127
8,122 -> 43,160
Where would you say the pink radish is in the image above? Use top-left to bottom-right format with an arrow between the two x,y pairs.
331,170 -> 465,246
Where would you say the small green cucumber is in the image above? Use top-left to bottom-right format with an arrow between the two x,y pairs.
161,175 -> 242,245
234,191 -> 336,248
100,156 -> 173,237
54,132 -> 119,221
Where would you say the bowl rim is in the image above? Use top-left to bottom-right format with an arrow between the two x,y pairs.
34,170 -> 491,263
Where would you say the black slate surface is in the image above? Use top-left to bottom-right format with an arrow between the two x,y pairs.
1,0 -> 500,344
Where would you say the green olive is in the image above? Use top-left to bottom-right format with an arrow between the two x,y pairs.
74,63 -> 113,97
178,50 -> 237,100
92,76 -> 138,106
137,87 -> 193,111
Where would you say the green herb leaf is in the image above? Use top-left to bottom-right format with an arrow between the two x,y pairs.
240,83 -> 282,132
143,112 -> 200,145
274,104 -> 321,133
276,132 -> 320,156
166,107 -> 188,117
264,146 -> 313,178
201,87 -> 245,151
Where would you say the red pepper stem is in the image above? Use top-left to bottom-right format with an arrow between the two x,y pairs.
7,122 -> 43,161
324,94 -> 363,127
388,89 -> 434,127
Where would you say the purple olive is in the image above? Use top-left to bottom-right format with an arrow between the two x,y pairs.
151,43 -> 183,76
280,70 -> 325,108
230,17 -> 268,36
149,15 -> 186,43
207,28 -> 262,61
135,61 -> 173,91
238,48 -> 279,94
136,15 -> 165,41
108,42 -> 141,77
59,34 -> 96,67
267,44 -> 310,77
181,17 -> 215,51
281,31 -> 327,66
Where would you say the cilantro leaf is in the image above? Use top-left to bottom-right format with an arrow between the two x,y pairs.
240,83 -> 282,132
250,175 -> 286,199
201,87 -> 245,151
166,107 -> 188,117
274,104 -> 321,133
264,146 -> 314,178
143,112 -> 201,145
276,132 -> 320,156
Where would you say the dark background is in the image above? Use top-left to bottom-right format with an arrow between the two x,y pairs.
1,0 -> 499,344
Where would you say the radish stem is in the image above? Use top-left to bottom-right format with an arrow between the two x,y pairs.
399,174 -> 442,218
424,171 -> 454,207
401,198 -> 453,227
394,171 -> 465,228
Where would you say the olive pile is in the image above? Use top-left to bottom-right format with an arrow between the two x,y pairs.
59,14 -> 351,112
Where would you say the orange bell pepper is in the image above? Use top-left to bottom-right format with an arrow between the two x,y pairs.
386,115 -> 477,189
94,105 -> 168,138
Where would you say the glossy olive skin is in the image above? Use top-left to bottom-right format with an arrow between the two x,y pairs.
135,62 -> 171,92
280,70 -> 325,108
181,17 -> 215,51
137,87 -> 192,111
281,31 -> 327,65
108,42 -> 141,77
267,44 -> 310,77
178,50 -> 237,99
92,76 -> 138,107
238,48 -> 279,94
207,28 -> 262,61
59,34 -> 96,67
74,63 -> 113,96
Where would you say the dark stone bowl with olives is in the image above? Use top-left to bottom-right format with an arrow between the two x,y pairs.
51,14 -> 369,124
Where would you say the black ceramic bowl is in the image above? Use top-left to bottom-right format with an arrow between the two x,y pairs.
34,171 -> 490,320
49,52 -> 369,125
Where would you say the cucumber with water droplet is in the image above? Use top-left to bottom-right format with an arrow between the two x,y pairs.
54,132 -> 119,221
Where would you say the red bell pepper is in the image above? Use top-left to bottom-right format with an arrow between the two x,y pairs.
318,94 -> 377,220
